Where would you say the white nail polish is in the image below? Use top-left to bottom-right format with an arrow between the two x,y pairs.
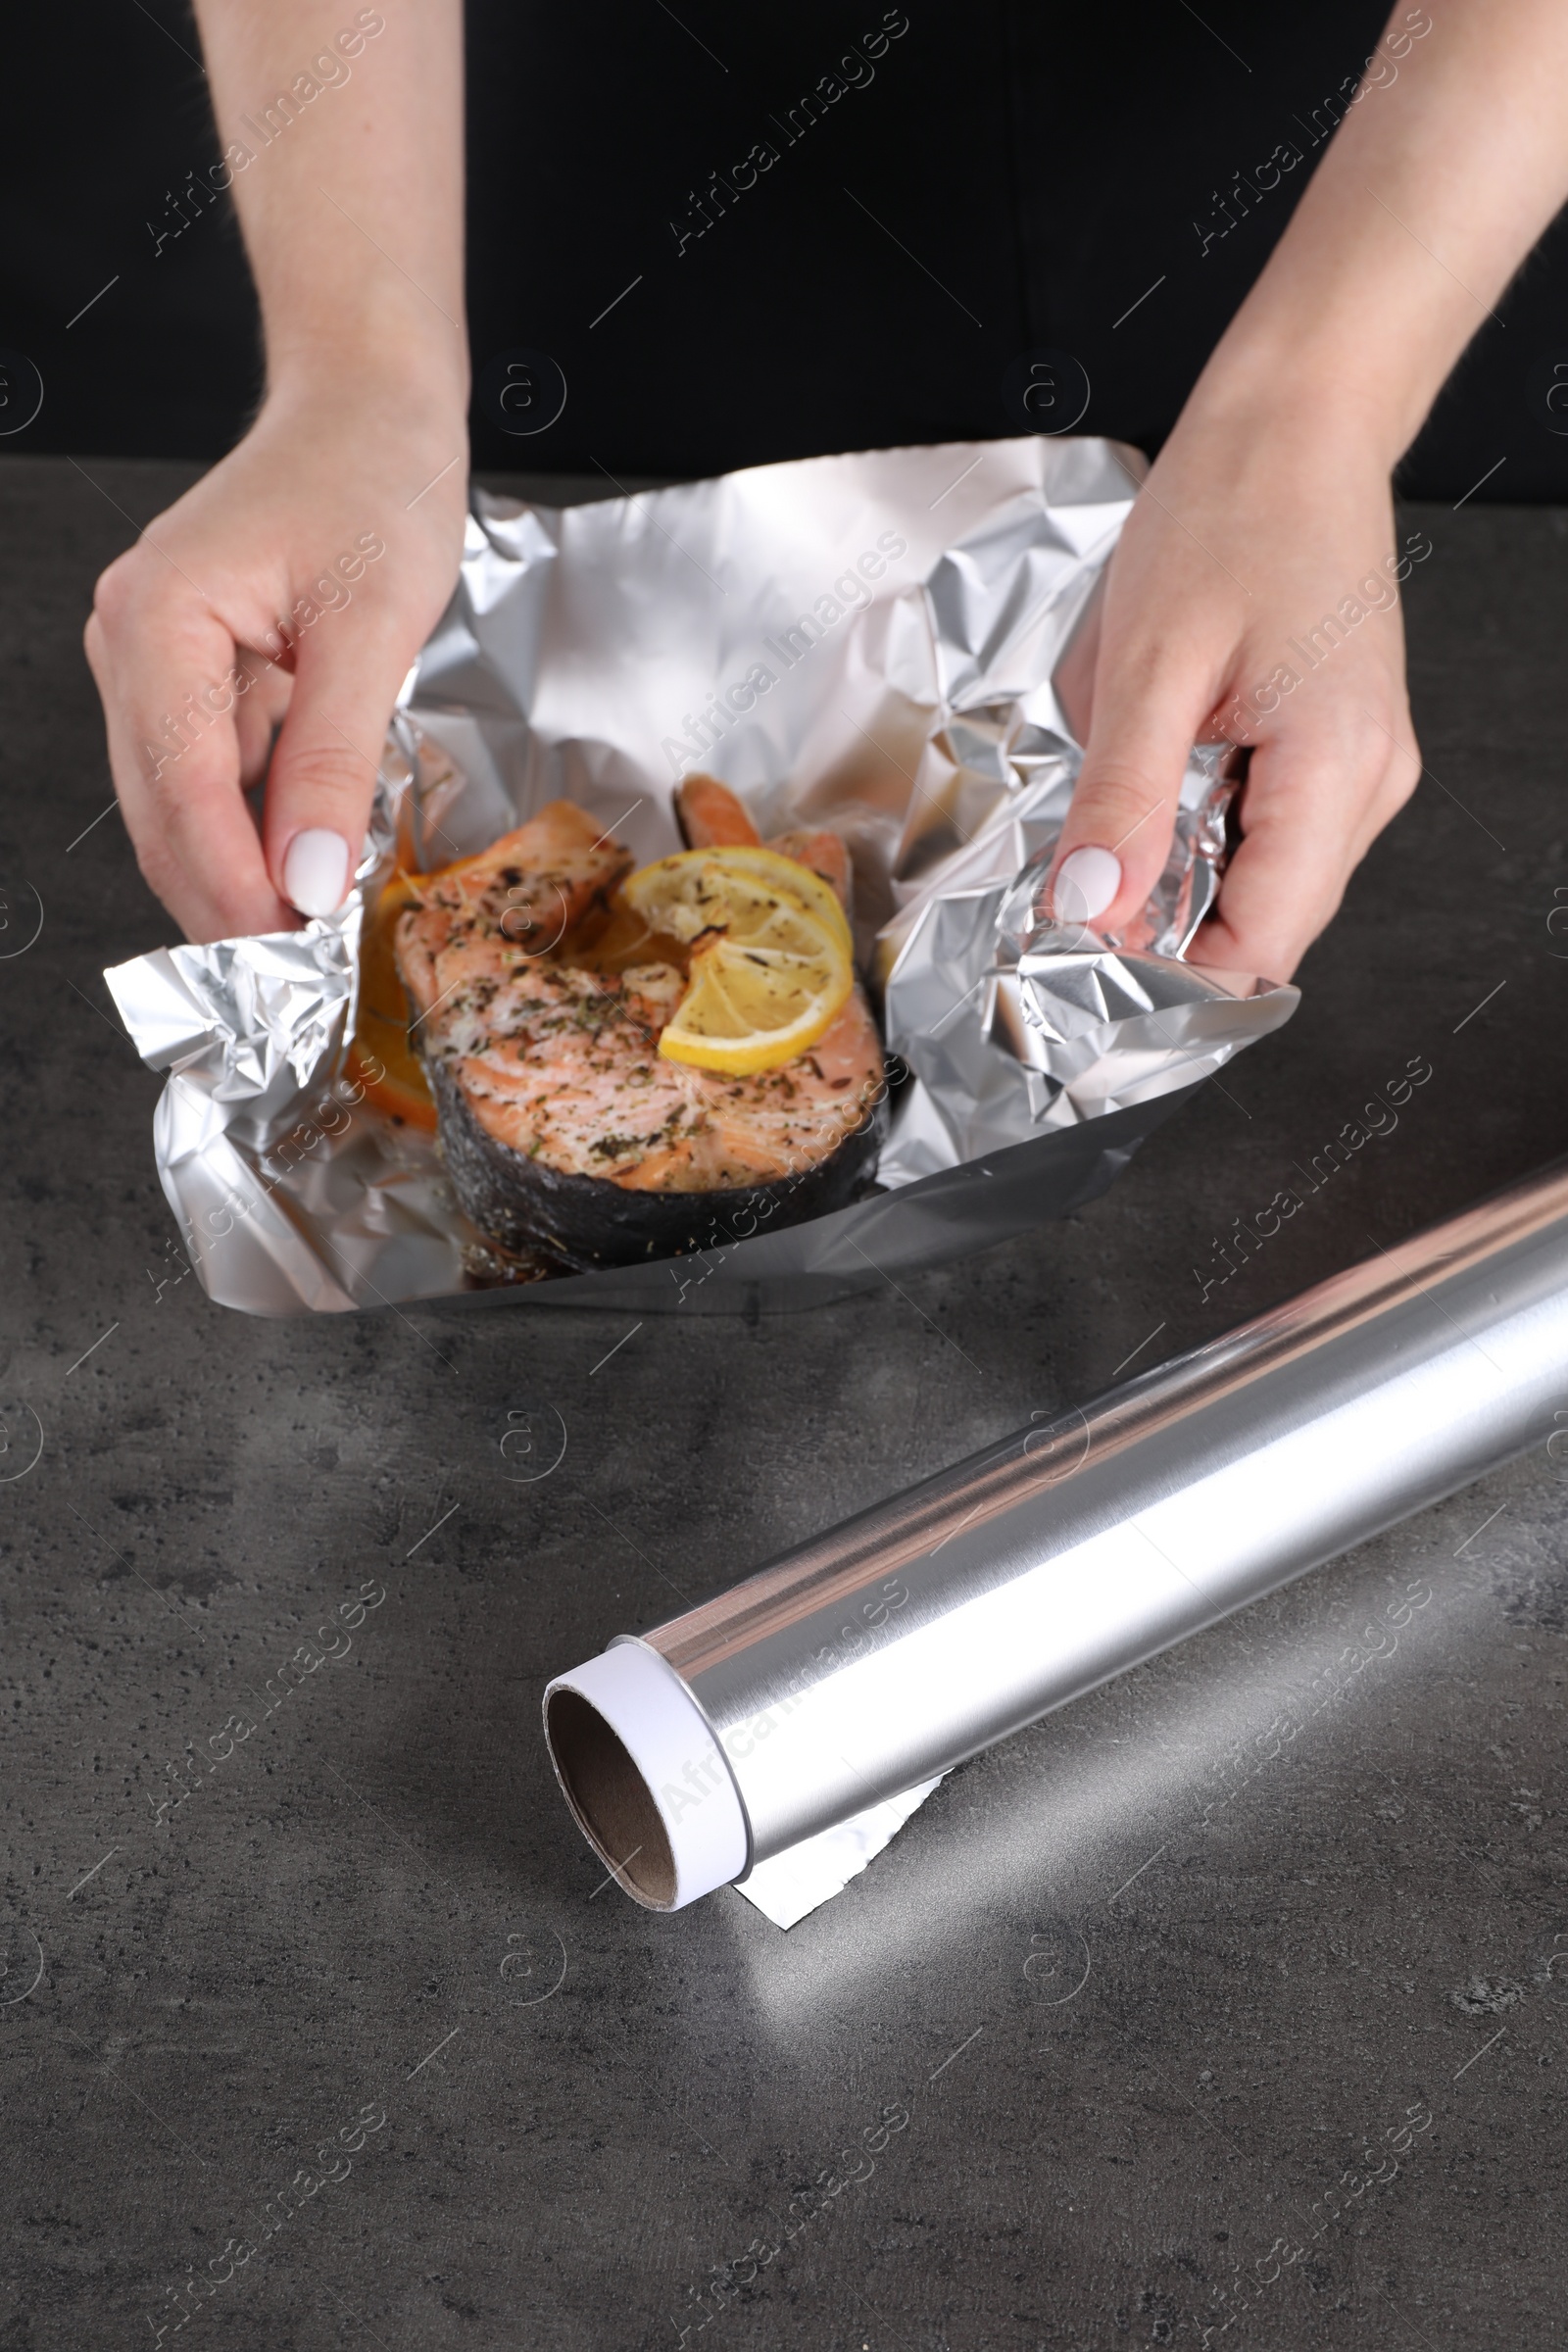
282,828 -> 350,917
1053,845 -> 1122,924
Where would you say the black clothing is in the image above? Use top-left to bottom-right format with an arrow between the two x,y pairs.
7,0 -> 1567,499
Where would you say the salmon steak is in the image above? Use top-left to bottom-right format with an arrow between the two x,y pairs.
393,792 -> 884,1272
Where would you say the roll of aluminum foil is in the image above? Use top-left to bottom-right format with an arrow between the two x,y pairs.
544,1154 -> 1568,1912
104,436 -> 1296,1317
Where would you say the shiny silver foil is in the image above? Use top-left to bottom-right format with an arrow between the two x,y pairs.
547,1156 -> 1568,1905
879,747 -> 1293,1180
106,436 -> 1296,1317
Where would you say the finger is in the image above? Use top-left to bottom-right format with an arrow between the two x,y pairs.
1192,722 -> 1417,980
234,653 -> 293,790
260,610 -> 408,917
1048,645 -> 1224,929
86,585 -> 290,942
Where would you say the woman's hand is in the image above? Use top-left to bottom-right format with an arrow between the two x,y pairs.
84,0 -> 466,943
1051,0 -> 1568,981
1051,391 -> 1422,981
85,367 -> 467,943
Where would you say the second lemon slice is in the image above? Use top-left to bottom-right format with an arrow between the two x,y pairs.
621,847 -> 855,1075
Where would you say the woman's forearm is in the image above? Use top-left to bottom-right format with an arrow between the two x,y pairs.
1191,0 -> 1568,462
1043,1 -> 1568,978
86,0 -> 471,943
191,0 -> 467,414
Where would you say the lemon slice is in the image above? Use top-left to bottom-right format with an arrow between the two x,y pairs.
622,847 -> 855,1075
623,844 -> 852,954
685,843 -> 853,956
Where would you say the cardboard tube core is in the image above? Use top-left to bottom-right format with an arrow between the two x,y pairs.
545,1689 -> 677,1906
543,1642 -> 750,1909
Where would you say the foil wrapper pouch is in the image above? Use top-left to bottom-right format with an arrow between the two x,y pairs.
106,437 -> 1297,1316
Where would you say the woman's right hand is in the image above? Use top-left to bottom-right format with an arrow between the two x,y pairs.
84,363 -> 468,943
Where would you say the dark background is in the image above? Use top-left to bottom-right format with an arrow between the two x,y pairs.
4,0 -> 1568,494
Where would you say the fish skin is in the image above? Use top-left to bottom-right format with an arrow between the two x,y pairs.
425,1051 -> 884,1273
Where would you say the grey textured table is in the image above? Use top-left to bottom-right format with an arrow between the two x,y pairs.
2,457 -> 1565,2352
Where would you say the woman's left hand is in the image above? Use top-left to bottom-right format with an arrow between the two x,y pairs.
1048,383 -> 1424,982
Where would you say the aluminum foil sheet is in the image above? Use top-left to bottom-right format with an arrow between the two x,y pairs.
545,1154 -> 1568,1913
879,745 -> 1293,1181
733,1775 -> 944,1931
106,435 -> 1297,1317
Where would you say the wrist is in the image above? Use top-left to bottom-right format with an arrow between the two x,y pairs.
267,291 -> 469,414
1178,174 -> 1491,475
264,329 -> 470,448
1173,318 -> 1414,482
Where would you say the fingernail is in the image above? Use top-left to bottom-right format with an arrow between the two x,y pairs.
282,828 -> 351,917
1052,845 -> 1122,924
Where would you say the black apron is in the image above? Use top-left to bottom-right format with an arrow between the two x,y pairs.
10,0 -> 1564,497
464,0 -> 1396,475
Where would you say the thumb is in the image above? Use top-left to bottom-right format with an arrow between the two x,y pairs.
261,615 -> 407,918
1048,656 -> 1218,930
